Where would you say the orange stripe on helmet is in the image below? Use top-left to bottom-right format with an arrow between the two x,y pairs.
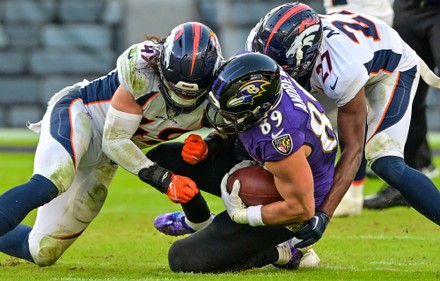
191,23 -> 202,76
265,4 -> 309,53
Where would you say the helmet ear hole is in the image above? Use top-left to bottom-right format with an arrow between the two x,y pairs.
159,22 -> 223,113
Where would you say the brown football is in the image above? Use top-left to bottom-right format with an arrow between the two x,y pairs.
227,165 -> 283,206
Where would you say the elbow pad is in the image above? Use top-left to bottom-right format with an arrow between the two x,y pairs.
103,105 -> 153,174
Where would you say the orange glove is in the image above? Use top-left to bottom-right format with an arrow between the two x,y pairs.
181,134 -> 208,165
166,174 -> 199,203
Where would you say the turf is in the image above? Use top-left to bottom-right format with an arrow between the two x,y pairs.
0,134 -> 439,281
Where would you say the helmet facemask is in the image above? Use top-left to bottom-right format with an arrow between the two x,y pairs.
206,52 -> 282,133
158,22 -> 223,114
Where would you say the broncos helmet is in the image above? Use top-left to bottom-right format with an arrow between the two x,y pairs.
206,52 -> 281,132
248,2 -> 322,79
159,22 -> 223,113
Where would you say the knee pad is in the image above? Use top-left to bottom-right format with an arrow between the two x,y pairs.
70,183 -> 108,224
29,232 -> 78,267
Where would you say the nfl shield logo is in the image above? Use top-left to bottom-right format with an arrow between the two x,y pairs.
272,134 -> 293,155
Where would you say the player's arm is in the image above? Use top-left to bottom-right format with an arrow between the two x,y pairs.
102,85 -> 149,175
221,145 -> 315,227
319,87 -> 367,217
102,85 -> 198,203
262,145 -> 315,225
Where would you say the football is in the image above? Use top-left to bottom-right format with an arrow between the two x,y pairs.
227,165 -> 283,206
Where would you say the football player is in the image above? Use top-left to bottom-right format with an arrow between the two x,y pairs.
321,0 -> 394,217
0,22 -> 223,266
245,2 -> 440,240
165,52 -> 337,273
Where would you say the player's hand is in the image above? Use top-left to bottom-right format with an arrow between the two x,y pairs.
181,134 -> 208,165
221,175 -> 248,224
165,174 -> 199,203
293,210 -> 330,248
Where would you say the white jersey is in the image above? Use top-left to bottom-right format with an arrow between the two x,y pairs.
30,38 -> 210,188
52,39 -> 209,151
323,0 -> 394,26
245,10 -> 421,164
309,12 -> 418,107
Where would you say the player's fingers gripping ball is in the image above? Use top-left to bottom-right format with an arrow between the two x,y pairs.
181,134 -> 208,165
166,174 -> 199,203
221,174 -> 247,223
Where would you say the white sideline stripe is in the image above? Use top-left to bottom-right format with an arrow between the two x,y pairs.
324,264 -> 437,271
0,128 -> 39,141
331,235 -> 436,241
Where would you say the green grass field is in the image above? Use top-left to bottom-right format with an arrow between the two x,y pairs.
0,130 -> 439,281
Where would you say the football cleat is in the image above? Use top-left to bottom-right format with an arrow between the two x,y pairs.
154,211 -> 195,236
363,185 -> 410,209
420,164 -> 439,179
333,181 -> 364,217
298,246 -> 321,268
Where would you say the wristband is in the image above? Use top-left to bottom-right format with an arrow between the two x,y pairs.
138,164 -> 172,193
247,205 -> 265,226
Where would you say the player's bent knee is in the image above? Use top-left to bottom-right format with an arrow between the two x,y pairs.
168,240 -> 200,273
29,233 -> 78,267
72,184 -> 108,223
168,240 -> 187,272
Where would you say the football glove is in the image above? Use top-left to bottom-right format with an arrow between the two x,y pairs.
181,134 -> 208,165
138,164 -> 199,203
165,174 -> 199,203
220,173 -> 264,226
293,210 -> 330,248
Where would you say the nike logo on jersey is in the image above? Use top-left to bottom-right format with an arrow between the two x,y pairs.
330,77 -> 338,90
271,128 -> 284,139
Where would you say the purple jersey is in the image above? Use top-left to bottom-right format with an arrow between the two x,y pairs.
238,72 -> 338,207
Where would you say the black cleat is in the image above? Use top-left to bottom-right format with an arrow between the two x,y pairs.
363,185 -> 410,209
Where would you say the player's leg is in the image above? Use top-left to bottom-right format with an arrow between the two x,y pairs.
168,211 -> 296,273
0,95 -> 92,237
0,94 -> 99,263
148,142 -> 240,235
365,3 -> 439,209
365,66 -> 440,225
27,160 -> 117,266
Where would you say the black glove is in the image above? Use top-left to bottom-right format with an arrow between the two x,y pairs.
293,210 -> 330,248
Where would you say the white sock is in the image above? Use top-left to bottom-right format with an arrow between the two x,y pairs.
185,214 -> 214,231
350,179 -> 365,198
274,242 -> 292,265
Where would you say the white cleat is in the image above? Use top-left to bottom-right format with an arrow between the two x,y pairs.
333,182 -> 364,217
298,246 -> 320,268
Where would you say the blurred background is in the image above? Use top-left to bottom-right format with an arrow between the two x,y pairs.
0,0 -> 438,130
